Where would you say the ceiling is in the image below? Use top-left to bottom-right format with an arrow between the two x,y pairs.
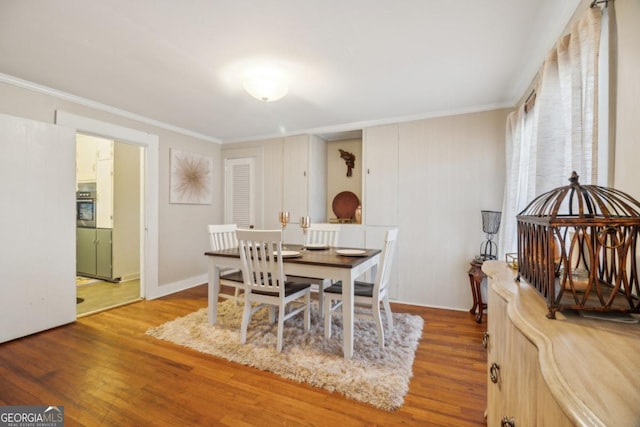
0,0 -> 581,143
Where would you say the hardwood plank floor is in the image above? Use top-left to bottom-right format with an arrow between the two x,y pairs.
0,284 -> 488,426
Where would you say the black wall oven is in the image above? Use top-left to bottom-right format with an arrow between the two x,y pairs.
76,190 -> 96,228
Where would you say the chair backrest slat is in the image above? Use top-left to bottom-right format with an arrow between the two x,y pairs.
373,228 -> 398,299
306,223 -> 340,246
237,229 -> 286,295
208,224 -> 238,251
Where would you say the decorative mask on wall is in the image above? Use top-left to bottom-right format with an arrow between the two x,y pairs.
339,149 -> 356,177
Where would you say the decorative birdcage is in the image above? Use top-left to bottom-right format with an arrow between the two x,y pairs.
516,171 -> 640,319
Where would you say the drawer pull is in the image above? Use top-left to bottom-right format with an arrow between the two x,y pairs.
501,416 -> 515,427
482,332 -> 489,348
489,362 -> 500,383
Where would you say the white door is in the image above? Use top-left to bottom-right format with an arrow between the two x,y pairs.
0,113 -> 76,343
225,157 -> 256,228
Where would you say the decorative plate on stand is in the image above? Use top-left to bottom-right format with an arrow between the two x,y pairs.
332,191 -> 360,220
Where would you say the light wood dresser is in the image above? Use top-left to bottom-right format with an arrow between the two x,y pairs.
483,260 -> 640,426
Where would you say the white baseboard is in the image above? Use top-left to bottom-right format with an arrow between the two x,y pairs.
145,273 -> 208,300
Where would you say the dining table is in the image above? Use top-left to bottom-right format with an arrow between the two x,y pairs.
205,244 -> 381,359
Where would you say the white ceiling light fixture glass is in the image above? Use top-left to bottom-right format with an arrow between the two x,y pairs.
243,68 -> 288,102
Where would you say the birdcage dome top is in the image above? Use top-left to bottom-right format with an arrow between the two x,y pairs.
518,171 -> 640,220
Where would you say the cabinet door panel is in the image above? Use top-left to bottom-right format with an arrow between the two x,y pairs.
96,158 -> 113,228
76,135 -> 97,182
364,125 -> 398,225
488,280 -> 573,426
504,312 -> 540,424
96,228 -> 112,279
487,287 -> 508,426
77,228 -> 96,276
283,135 -> 309,223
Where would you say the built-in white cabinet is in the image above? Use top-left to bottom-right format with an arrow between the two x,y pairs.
363,124 -> 398,226
95,138 -> 114,228
283,134 -> 327,225
96,157 -> 113,228
97,139 -> 113,161
76,135 -> 97,182
76,135 -> 113,185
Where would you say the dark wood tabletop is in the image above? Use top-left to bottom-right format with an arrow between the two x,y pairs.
205,244 -> 381,269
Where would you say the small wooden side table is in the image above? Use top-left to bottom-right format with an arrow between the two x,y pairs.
467,259 -> 487,323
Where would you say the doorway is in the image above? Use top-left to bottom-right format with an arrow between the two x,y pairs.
56,110 -> 160,314
75,134 -> 143,315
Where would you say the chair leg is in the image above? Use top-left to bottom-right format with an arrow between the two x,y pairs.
383,295 -> 393,337
317,279 -> 330,317
304,292 -> 311,331
372,300 -> 385,348
276,303 -> 286,353
317,284 -> 324,316
324,296 -> 332,339
240,299 -> 252,345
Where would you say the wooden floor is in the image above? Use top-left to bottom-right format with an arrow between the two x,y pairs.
0,284 -> 488,426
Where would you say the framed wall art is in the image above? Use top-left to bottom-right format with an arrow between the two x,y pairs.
170,148 -> 213,204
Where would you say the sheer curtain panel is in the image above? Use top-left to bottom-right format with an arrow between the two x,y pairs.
499,7 -> 604,258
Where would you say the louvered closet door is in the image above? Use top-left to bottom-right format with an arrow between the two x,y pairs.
225,157 -> 255,228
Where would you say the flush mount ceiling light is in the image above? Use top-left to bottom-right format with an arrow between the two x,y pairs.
243,69 -> 288,102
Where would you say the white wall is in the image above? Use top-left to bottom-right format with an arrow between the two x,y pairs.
1,0 -> 633,311
398,110 -> 508,309
612,0 -> 640,198
223,109 -> 509,310
0,82 -> 223,299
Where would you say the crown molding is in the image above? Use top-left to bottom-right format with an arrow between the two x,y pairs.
222,101 -> 514,144
0,72 -> 221,144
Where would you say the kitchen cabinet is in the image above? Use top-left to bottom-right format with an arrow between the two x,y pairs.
77,227 -> 114,281
283,134 -> 327,224
76,139 -> 140,282
76,135 -> 113,184
484,260 -> 640,426
96,157 -> 113,228
363,124 -> 398,226
76,135 -> 97,182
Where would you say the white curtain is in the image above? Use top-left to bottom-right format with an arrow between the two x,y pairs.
499,7 -> 603,258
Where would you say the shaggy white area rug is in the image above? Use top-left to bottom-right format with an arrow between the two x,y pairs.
146,300 -> 424,410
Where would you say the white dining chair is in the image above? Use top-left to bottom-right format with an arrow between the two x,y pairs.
323,228 -> 398,348
237,229 -> 312,353
300,223 -> 341,315
207,224 -> 244,304
304,223 -> 340,247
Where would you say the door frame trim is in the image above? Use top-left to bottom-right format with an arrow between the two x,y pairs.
55,111 -> 159,299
